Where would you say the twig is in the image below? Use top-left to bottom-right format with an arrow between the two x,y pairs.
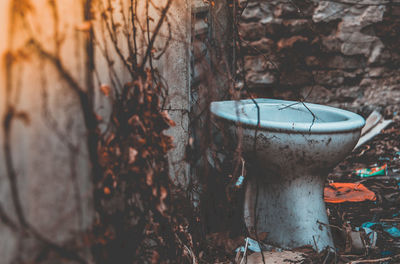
349,256 -> 392,263
239,237 -> 249,264
142,0 -> 173,66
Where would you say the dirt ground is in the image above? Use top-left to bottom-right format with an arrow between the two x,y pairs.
322,112 -> 400,263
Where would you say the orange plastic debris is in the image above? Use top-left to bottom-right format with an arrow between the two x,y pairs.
324,183 -> 376,203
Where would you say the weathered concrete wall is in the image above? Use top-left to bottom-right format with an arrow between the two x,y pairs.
0,0 -> 191,262
161,0 -> 191,187
239,0 -> 400,113
0,1 -> 92,263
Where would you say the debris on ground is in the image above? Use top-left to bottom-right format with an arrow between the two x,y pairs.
362,222 -> 400,238
354,110 -> 392,149
325,112 -> 400,263
235,237 -> 283,253
324,182 -> 376,203
355,164 -> 388,178
355,225 -> 378,247
245,250 -> 306,264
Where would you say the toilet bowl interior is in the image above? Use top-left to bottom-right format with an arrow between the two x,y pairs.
239,103 -> 349,123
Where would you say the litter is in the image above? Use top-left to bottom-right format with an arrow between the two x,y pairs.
346,230 -> 366,253
362,222 -> 400,238
236,237 -> 262,253
355,226 -> 378,247
324,183 -> 376,203
235,158 -> 246,188
354,164 -> 387,178
245,251 -> 305,264
235,237 -> 283,253
381,250 -> 393,257
235,175 -> 244,187
354,110 -> 393,149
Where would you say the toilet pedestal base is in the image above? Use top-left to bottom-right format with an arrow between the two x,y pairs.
244,174 -> 334,252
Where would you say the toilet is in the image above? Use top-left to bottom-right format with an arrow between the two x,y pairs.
210,98 -> 365,251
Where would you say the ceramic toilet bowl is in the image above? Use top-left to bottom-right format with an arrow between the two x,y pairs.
210,99 -> 365,251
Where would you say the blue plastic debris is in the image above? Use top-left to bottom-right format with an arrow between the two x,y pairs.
235,175 -> 245,187
235,237 -> 261,252
385,227 -> 400,238
362,222 -> 400,238
381,250 -> 393,257
235,237 -> 283,253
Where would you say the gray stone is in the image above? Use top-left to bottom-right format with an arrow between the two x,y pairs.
280,70 -> 312,86
360,77 -> 374,87
359,5 -> 386,26
282,19 -> 311,35
334,86 -> 364,103
313,1 -> 350,23
321,36 -> 342,52
239,22 -> 266,40
300,85 -> 333,104
327,55 -> 366,69
344,69 -> 365,78
371,49 -> 399,65
246,71 -> 276,87
368,42 -> 384,64
368,67 -> 386,77
242,5 -> 271,22
259,2 -> 274,22
340,38 -> 373,56
306,55 -> 365,69
263,19 -> 284,36
245,55 -> 279,72
274,3 -> 297,18
314,70 -> 345,87
244,37 -> 275,54
245,1 -> 259,8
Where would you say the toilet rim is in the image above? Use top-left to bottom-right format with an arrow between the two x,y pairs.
210,99 -> 366,133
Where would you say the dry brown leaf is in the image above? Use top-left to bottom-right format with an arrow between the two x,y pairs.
157,201 -> 167,214
128,147 -> 138,164
161,110 -> 176,126
160,186 -> 167,200
100,84 -> 111,96
146,169 -> 154,186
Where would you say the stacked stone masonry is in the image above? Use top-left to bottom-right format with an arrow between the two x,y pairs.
239,0 -> 400,113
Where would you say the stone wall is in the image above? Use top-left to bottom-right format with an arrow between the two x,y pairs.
239,0 -> 400,114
